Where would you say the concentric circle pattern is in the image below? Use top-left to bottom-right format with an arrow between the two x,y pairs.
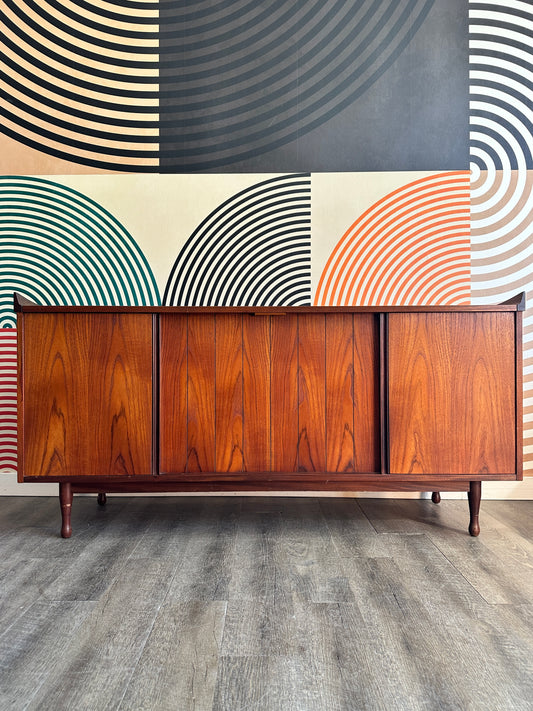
0,0 -> 159,171
160,0 -> 434,170
0,176 -> 160,328
1,0 -> 435,171
164,174 -> 311,306
470,0 -> 533,174
315,172 -> 470,306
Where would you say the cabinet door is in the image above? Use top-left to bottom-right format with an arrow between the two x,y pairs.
388,312 -> 516,476
21,313 -> 153,479
160,312 -> 380,476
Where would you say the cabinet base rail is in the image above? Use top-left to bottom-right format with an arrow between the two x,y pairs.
57,480 -> 482,539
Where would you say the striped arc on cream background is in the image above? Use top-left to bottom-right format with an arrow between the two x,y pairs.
314,172 -> 471,307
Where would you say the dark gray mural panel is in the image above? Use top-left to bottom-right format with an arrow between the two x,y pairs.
159,0 -> 468,172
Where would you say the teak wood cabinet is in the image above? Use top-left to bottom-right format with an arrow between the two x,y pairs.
15,294 -> 524,538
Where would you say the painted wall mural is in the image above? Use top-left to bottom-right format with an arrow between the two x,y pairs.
164,173 -> 311,306
314,171 -> 470,306
1,1 -> 532,477
1,0 -> 466,173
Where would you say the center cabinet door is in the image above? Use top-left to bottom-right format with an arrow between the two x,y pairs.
388,312 -> 517,476
159,312 -> 380,476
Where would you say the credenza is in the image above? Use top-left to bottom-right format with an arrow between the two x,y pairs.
14,293 -> 524,538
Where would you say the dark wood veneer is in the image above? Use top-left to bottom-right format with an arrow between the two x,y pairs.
15,294 -> 524,537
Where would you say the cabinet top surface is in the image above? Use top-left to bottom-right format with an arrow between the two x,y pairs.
13,292 -> 525,315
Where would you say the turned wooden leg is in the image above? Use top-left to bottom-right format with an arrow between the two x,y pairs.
431,491 -> 441,504
97,492 -> 107,506
59,482 -> 73,539
467,481 -> 481,537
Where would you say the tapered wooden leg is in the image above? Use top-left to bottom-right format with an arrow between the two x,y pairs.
97,493 -> 107,506
431,491 -> 441,504
468,481 -> 481,537
59,482 -> 73,539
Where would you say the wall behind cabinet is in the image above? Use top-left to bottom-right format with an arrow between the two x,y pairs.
1,1 -> 532,494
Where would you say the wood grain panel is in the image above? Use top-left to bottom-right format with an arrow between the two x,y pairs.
22,313 -> 152,478
389,313 -> 516,475
159,314 -> 188,474
271,315 -> 298,472
325,313 -> 355,472
353,314 -> 380,472
187,315 -> 215,473
215,314 -> 243,472
93,315 -> 152,477
298,314 -> 326,472
242,315 -> 270,472
23,314 -> 81,478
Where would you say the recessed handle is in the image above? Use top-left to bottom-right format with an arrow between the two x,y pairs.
253,312 -> 286,316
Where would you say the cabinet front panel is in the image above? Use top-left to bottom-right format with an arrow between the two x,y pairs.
243,315 -> 271,471
388,313 -> 516,476
270,315 -> 299,472
326,313 -> 355,472
217,314 -> 244,472
353,314 -> 381,473
160,311 -> 380,476
22,313 -> 153,478
159,314 -> 188,473
298,314 -> 327,471
186,315 -> 216,472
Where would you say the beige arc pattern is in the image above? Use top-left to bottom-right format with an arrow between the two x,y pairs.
0,1 -> 159,170
471,170 -> 533,470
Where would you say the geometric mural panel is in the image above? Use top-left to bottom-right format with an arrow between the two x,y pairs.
0,176 -> 160,328
164,174 -> 311,306
315,172 -> 470,306
1,1 -> 159,172
1,0 -> 467,173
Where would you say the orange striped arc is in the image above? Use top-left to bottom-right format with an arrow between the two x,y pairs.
314,171 -> 471,306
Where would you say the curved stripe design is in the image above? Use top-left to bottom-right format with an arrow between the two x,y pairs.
0,329 -> 17,472
0,0 -> 159,171
1,0 -> 434,171
470,0 -> 533,173
160,0 -> 434,170
0,176 -> 160,328
469,1 -> 533,468
314,172 -> 470,306
164,174 -> 311,306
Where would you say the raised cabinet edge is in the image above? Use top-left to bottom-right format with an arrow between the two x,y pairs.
13,292 -> 36,311
500,291 -> 526,310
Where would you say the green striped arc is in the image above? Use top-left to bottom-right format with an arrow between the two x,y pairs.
0,235 -> 103,304
0,251 -> 104,328
1,213 -> 137,306
0,177 -> 160,327
0,182 -> 159,303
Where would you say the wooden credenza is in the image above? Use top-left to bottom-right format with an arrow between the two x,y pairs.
15,294 -> 524,537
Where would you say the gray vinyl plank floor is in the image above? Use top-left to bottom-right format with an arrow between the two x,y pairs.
0,495 -> 532,711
